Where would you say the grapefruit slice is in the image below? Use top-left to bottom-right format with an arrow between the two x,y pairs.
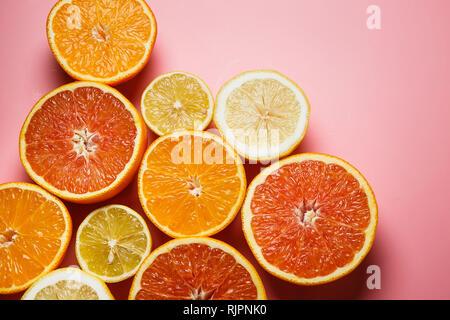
138,131 -> 246,237
76,204 -> 152,283
19,81 -> 147,204
214,70 -> 310,161
141,72 -> 214,135
47,0 -> 157,85
21,267 -> 114,300
242,153 -> 378,285
0,182 -> 72,294
129,237 -> 266,300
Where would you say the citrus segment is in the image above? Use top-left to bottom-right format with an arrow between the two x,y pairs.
129,238 -> 266,300
0,183 -> 72,294
76,205 -> 152,283
242,153 -> 377,285
20,82 -> 147,204
47,0 -> 157,85
214,70 -> 310,160
138,131 -> 246,237
141,72 -> 214,135
21,267 -> 114,300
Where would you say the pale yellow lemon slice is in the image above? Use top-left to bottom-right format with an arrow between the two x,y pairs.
22,267 -> 114,300
214,70 -> 310,161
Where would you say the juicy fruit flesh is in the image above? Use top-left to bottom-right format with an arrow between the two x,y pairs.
141,135 -> 243,236
143,73 -> 211,135
0,187 -> 66,289
78,207 -> 149,278
135,243 -> 258,300
51,0 -> 152,79
24,86 -> 137,194
250,160 -> 370,279
34,280 -> 99,300
225,78 -> 301,148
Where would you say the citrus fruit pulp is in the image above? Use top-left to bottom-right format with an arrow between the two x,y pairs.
214,70 -> 310,161
141,71 -> 214,135
19,81 -> 147,204
76,204 -> 151,283
242,153 -> 378,285
138,131 -> 246,237
129,237 -> 266,300
0,182 -> 72,294
47,0 -> 157,85
21,267 -> 114,300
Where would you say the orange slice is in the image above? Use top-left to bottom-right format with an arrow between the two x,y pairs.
129,237 -> 266,300
47,0 -> 157,85
0,182 -> 72,294
141,72 -> 214,136
19,81 -> 147,204
138,131 -> 246,237
242,153 -> 378,285
214,70 -> 310,161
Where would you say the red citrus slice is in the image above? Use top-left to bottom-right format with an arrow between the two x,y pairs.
129,238 -> 266,300
242,153 -> 378,285
19,81 -> 147,204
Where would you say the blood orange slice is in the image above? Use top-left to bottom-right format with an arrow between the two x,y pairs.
19,82 -> 147,204
129,237 -> 266,300
242,153 -> 378,285
0,182 -> 72,294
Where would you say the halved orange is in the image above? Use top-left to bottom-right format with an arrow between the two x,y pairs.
138,131 -> 246,237
129,237 -> 266,300
242,153 -> 378,285
0,182 -> 72,294
47,0 -> 157,85
19,81 -> 147,204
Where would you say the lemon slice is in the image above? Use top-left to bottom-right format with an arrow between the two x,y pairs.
141,71 -> 214,135
21,267 -> 114,300
75,205 -> 152,283
214,70 -> 310,161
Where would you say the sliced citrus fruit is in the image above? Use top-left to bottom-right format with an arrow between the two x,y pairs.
0,182 -> 72,294
129,237 -> 266,300
47,0 -> 157,85
21,267 -> 114,300
141,72 -> 214,136
242,153 -> 378,285
214,70 -> 310,161
138,131 -> 246,237
76,204 -> 152,283
19,81 -> 147,204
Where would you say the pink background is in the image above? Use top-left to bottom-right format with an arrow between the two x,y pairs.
1,0 -> 449,300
